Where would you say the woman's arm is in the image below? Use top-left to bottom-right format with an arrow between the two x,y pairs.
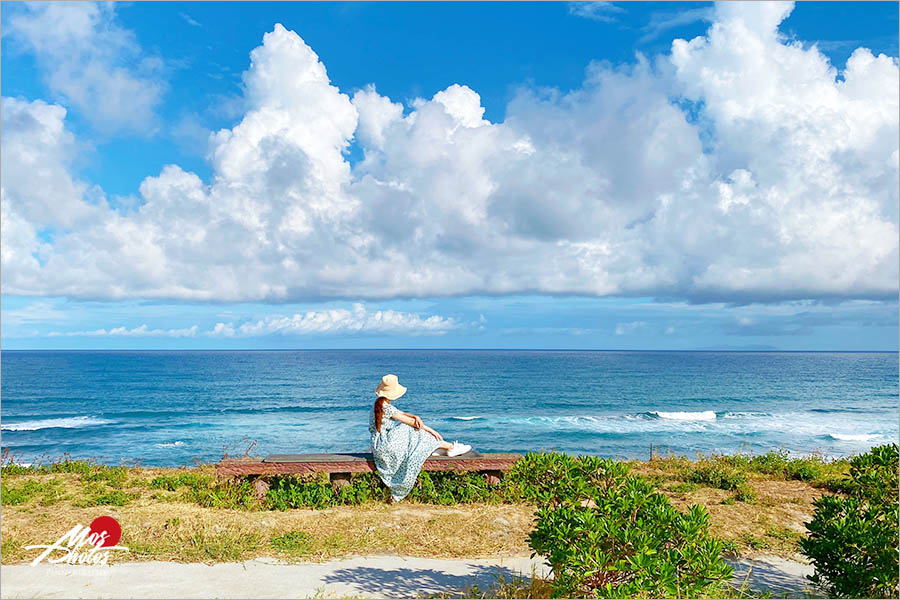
392,412 -> 443,441
391,412 -> 423,429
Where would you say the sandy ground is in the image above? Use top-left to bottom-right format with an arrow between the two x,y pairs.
1,554 -> 819,599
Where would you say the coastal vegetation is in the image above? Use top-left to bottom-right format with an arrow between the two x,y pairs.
2,445 -> 896,598
801,443 -> 899,598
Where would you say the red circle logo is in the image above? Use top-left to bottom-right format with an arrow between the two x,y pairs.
89,516 -> 122,548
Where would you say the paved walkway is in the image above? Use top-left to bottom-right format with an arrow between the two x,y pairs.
1,554 -> 819,599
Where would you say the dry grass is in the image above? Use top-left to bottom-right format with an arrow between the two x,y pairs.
630,458 -> 829,560
2,458 -> 829,565
1,465 -> 537,564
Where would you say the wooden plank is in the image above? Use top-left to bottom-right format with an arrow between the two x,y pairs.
263,450 -> 483,463
263,453 -> 372,463
215,452 -> 521,477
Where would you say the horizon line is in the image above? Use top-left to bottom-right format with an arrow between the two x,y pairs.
2,348 -> 898,353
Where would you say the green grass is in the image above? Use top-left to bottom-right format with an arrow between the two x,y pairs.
74,489 -> 138,507
740,533 -> 770,550
647,449 -> 851,494
128,530 -> 263,562
668,481 -> 701,494
270,530 -> 314,554
1,479 -> 43,505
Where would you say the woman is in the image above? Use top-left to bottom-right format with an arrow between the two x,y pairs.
369,374 -> 472,502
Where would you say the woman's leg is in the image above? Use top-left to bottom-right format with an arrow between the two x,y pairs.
437,440 -> 453,450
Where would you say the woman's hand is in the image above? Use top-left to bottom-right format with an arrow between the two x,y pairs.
409,414 -> 424,429
423,426 -> 443,441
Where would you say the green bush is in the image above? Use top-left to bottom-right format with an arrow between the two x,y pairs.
683,461 -> 747,491
266,474 -> 337,510
526,452 -> 733,598
407,470 -> 500,504
801,443 -> 899,598
733,483 -> 756,503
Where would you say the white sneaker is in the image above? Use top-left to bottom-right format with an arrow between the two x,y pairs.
431,448 -> 447,456
446,441 -> 472,457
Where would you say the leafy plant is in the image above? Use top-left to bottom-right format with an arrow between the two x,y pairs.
733,483 -> 756,503
683,461 -> 747,491
526,453 -> 733,598
801,443 -> 899,598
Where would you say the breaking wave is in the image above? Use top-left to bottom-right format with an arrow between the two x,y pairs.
1,416 -> 114,431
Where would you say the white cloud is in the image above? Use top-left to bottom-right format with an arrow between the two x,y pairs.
4,2 -> 166,135
615,321 -> 648,335
179,12 -> 201,27
2,301 -> 68,326
2,4 -> 897,305
638,7 -> 714,43
47,324 -> 199,337
209,303 -> 460,337
568,2 -> 626,23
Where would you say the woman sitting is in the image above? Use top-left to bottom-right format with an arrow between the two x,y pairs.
369,374 -> 472,502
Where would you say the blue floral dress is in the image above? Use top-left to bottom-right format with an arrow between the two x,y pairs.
369,400 -> 443,502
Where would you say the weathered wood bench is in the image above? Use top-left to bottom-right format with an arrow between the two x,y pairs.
216,451 -> 522,497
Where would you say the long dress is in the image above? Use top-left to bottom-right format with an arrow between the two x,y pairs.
369,400 -> 443,502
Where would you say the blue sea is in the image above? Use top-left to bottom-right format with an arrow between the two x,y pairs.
1,350 -> 897,467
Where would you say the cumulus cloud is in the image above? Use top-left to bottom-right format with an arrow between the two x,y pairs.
2,3 -> 897,304
4,2 -> 166,135
209,303 -> 460,337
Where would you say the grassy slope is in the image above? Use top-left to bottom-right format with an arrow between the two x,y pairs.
0,452 -> 847,565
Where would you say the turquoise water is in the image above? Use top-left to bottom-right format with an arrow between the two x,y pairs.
1,350 -> 897,466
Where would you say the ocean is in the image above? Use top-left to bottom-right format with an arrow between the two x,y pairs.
1,350 -> 897,467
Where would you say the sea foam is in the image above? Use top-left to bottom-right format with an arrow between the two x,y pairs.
1,416 -> 113,431
827,433 -> 882,442
650,410 -> 717,421
450,416 -> 482,421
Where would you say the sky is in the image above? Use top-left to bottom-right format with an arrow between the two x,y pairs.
1,1 -> 898,351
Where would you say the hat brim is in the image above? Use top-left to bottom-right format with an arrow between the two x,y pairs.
376,384 -> 407,400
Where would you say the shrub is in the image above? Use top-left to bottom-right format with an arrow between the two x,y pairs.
408,470 -> 499,504
683,461 -> 747,491
801,443 -> 899,599
265,474 -> 336,510
527,453 -> 733,598
187,477 -> 259,510
733,483 -> 756,503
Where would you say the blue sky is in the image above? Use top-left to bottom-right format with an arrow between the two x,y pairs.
2,1 -> 898,350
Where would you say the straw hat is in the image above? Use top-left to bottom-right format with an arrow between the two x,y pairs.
375,374 -> 407,400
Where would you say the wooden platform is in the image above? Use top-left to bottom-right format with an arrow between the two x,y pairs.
215,451 -> 522,477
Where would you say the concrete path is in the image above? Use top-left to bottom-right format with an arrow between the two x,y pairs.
729,555 -> 820,597
1,554 -> 819,599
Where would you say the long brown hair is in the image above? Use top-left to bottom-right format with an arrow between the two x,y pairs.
374,396 -> 390,433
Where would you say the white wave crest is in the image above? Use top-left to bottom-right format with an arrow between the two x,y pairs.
1,416 -> 113,431
722,411 -> 771,419
155,441 -> 186,448
651,410 -> 717,421
450,416 -> 482,421
828,433 -> 882,442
